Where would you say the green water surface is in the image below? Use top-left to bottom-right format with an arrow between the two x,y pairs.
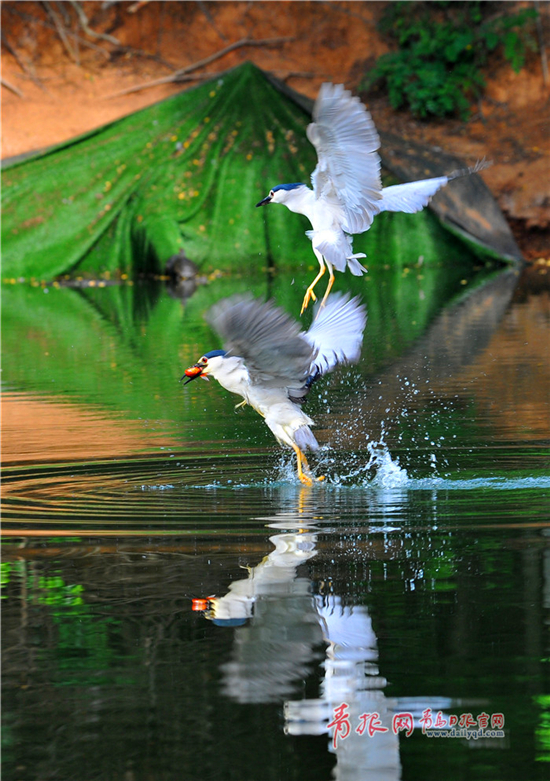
2,263 -> 549,781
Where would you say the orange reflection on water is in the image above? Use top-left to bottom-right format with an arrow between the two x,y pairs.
2,393 -> 170,464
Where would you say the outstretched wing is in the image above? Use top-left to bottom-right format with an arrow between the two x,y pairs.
307,83 -> 382,235
377,161 -> 491,214
305,293 -> 367,376
377,177 -> 449,214
206,295 -> 315,388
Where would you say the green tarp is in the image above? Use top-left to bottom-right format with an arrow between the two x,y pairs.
1,62 -> 507,281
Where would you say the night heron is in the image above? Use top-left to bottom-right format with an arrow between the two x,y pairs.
256,82 -> 487,314
183,292 -> 366,485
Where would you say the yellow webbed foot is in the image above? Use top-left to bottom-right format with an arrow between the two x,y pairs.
298,471 -> 314,486
300,286 -> 318,316
301,256 -> 326,315
293,443 -> 325,486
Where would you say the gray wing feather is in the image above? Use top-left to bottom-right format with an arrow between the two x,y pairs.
305,293 -> 367,376
307,83 -> 382,235
294,425 -> 319,453
206,295 -> 315,387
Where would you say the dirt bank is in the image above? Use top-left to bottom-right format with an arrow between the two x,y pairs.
2,1 -> 549,260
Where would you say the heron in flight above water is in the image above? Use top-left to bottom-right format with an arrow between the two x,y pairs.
256,82 -> 488,314
183,292 -> 367,485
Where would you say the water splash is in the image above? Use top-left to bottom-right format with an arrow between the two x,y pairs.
369,444 -> 409,488
319,437 -> 408,488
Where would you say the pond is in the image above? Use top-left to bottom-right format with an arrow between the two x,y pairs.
2,261 -> 549,781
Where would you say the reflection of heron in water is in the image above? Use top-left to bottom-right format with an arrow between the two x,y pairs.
193,488 -> 460,780
195,532 -> 401,778
164,250 -> 206,303
192,489 -> 399,779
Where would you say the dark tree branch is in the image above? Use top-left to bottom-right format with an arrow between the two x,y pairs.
103,36 -> 294,99
1,76 -> 24,98
43,1 -> 80,65
69,1 -> 121,46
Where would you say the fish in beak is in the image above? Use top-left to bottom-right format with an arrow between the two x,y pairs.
182,364 -> 209,384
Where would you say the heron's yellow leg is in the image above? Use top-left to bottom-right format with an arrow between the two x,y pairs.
291,443 -> 325,485
292,444 -> 313,486
234,400 -> 247,411
317,267 -> 336,315
300,259 -> 326,315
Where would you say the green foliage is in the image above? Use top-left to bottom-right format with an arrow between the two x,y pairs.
535,695 -> 550,762
366,1 -> 538,119
36,575 -> 85,607
1,562 -> 12,598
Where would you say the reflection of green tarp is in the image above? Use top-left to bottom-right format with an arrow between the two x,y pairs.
2,62 -> 496,280
1,264 -> 484,443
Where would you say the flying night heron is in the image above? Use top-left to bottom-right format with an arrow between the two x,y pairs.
256,83 -> 487,314
183,293 -> 367,485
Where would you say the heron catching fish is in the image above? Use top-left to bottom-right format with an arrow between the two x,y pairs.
184,292 -> 367,484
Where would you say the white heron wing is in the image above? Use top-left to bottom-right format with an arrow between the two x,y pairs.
377,161 -> 490,214
305,293 -> 367,376
307,83 -> 382,235
377,176 -> 450,214
206,295 -> 315,389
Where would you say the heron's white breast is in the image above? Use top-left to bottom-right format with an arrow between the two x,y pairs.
210,357 -> 250,398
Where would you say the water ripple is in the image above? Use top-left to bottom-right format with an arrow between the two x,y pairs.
2,441 -> 548,537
